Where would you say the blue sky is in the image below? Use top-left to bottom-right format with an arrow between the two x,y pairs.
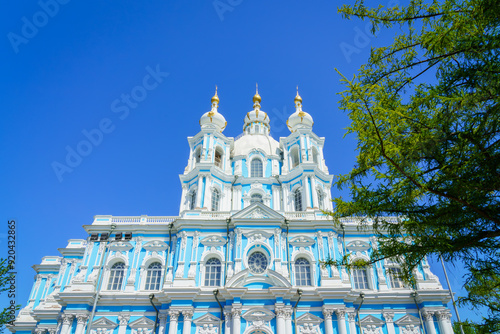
1,0 -> 476,325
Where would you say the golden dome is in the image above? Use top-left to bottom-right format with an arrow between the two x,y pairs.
294,86 -> 302,103
253,92 -> 261,103
211,86 -> 219,104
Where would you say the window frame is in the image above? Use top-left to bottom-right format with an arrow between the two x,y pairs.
294,257 -> 312,286
211,188 -> 221,211
144,262 -> 163,291
107,262 -> 126,291
290,146 -> 300,168
250,158 -> 264,178
204,257 -> 222,287
294,188 -> 303,211
214,147 -> 223,168
189,190 -> 197,210
352,267 -> 370,290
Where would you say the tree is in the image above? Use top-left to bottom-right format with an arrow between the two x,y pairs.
330,0 -> 500,331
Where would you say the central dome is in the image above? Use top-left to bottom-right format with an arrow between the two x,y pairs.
233,133 -> 280,157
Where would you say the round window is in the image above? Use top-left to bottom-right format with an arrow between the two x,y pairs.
247,252 -> 268,274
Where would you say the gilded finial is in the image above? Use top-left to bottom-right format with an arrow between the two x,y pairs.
253,83 -> 262,104
211,85 -> 219,104
294,85 -> 302,104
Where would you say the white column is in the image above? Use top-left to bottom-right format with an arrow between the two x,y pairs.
275,307 -> 286,334
118,313 -> 130,334
285,308 -> 293,334
224,309 -> 232,334
311,177 -> 319,209
196,177 -> 203,209
322,308 -> 334,334
182,310 -> 193,334
422,311 -> 436,334
383,312 -> 395,334
335,309 -> 348,334
231,308 -> 241,334
436,310 -> 454,334
168,309 -> 180,334
60,314 -> 74,334
75,314 -> 88,334
347,313 -> 357,334
157,313 -> 168,334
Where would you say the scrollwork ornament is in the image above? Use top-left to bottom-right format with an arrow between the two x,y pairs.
182,310 -> 194,321
118,314 -> 130,325
76,314 -> 89,324
35,328 -> 46,334
335,309 -> 346,318
62,314 -> 74,325
322,309 -> 333,320
168,309 -> 180,321
422,311 -> 434,321
231,308 -> 241,319
383,312 -> 394,323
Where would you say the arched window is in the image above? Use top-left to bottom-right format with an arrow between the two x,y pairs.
251,159 -> 263,178
107,262 -> 125,291
204,258 -> 221,286
290,147 -> 300,168
294,189 -> 303,211
352,268 -> 369,290
189,190 -> 197,210
211,189 -> 220,211
214,148 -> 223,168
195,147 -> 201,163
255,124 -> 260,133
317,190 -> 324,210
145,262 -> 162,290
294,258 -> 312,286
250,194 -> 263,204
312,147 -> 320,164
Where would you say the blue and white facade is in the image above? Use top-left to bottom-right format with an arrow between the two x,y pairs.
10,89 -> 455,334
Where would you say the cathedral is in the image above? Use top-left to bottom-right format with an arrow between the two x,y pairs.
10,88 -> 456,334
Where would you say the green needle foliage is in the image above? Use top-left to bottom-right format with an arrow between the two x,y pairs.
330,0 -> 499,331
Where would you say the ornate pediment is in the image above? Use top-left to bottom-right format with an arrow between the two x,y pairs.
108,242 -> 133,252
243,230 -> 273,243
231,202 -> 284,221
200,235 -> 226,247
242,307 -> 275,329
128,316 -> 155,329
395,314 -> 421,326
142,240 -> 168,252
360,315 -> 385,326
346,240 -> 371,252
289,235 -> 315,247
193,313 -> 220,326
91,317 -> 118,329
296,312 -> 323,325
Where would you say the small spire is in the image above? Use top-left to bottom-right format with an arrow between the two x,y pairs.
253,83 -> 262,105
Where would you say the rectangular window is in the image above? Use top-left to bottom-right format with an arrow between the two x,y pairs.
388,267 -> 405,289
352,269 -> 369,290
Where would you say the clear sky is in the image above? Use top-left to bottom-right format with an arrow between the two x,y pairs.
1,0 -> 476,325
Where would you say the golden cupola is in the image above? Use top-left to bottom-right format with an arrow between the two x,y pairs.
243,84 -> 270,134
200,86 -> 227,132
287,87 -> 313,132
